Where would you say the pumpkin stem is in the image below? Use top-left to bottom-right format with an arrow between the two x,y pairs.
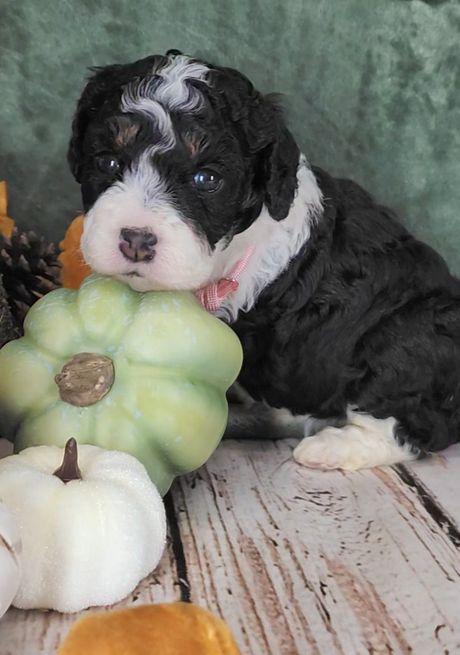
53,438 -> 82,483
55,352 -> 115,407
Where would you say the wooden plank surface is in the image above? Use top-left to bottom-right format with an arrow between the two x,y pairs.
1,438 -> 459,655
404,443 -> 460,527
173,440 -> 460,655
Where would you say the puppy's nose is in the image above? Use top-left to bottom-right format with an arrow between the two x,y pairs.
119,228 -> 157,263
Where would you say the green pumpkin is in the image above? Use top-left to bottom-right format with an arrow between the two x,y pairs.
0,275 -> 242,494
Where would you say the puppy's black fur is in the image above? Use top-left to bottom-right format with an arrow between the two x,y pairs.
233,168 -> 460,453
69,52 -> 460,457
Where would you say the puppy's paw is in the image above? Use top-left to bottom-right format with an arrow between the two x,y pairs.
294,414 -> 416,471
293,428 -> 355,470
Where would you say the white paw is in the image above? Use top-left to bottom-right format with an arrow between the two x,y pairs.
293,414 -> 416,471
293,428 -> 356,470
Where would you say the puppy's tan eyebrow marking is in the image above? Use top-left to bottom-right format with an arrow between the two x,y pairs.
183,130 -> 207,157
110,117 -> 141,147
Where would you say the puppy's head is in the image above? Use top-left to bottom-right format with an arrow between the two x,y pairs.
68,51 -> 300,291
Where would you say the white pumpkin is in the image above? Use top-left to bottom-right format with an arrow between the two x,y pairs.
0,502 -> 21,618
0,439 -> 166,613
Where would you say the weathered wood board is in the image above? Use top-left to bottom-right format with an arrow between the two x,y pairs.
1,438 -> 459,655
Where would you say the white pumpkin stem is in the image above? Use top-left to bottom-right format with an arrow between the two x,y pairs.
53,438 -> 82,483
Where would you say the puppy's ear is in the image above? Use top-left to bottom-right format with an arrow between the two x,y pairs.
260,110 -> 300,221
68,65 -> 123,183
210,68 -> 300,220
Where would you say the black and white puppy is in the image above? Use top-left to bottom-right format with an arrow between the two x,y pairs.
68,51 -> 460,471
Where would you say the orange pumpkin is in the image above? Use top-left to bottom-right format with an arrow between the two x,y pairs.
0,181 -> 15,238
58,603 -> 241,655
58,215 -> 92,289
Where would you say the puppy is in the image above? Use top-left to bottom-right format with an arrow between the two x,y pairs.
68,51 -> 460,471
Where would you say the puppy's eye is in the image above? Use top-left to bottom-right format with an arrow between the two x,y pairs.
193,170 -> 223,193
95,154 -> 121,176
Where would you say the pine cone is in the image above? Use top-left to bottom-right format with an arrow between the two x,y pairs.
0,229 -> 61,327
0,275 -> 19,347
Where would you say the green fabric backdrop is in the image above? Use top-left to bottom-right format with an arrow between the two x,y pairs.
0,0 -> 459,272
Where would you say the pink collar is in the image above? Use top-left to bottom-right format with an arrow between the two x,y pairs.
195,247 -> 255,312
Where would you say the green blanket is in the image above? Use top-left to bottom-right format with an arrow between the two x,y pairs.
0,0 -> 458,272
